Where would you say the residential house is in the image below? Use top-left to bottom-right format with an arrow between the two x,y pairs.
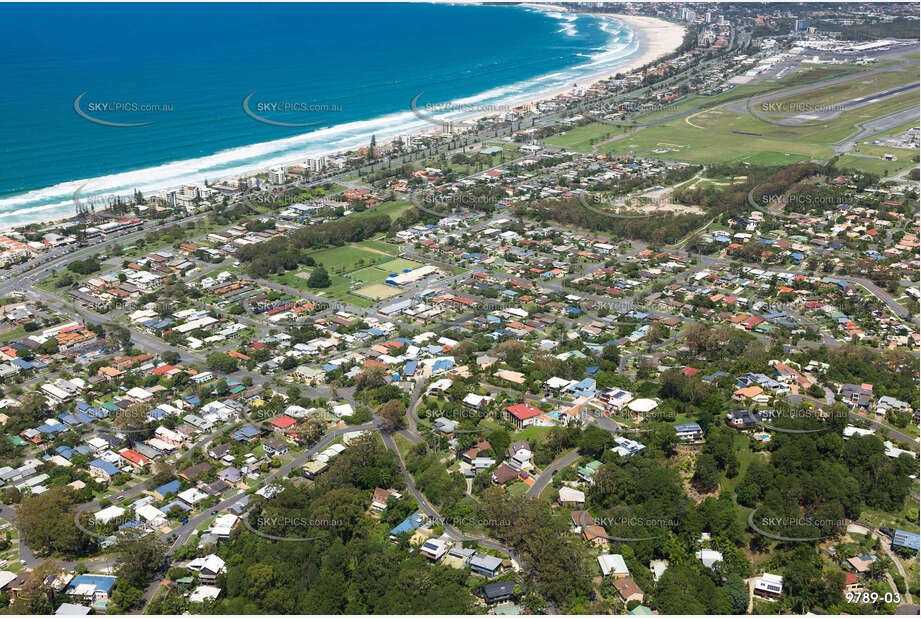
614,578 -> 644,604
469,553 -> 504,578
188,554 -> 226,585
370,488 -> 401,513
558,487 -> 585,507
476,581 -> 516,605
598,554 -> 630,578
88,459 -> 120,483
753,573 -> 783,600
263,438 -> 288,457
504,403 -> 542,429
582,525 -> 609,549
674,422 -> 703,442
63,574 -> 117,607
420,539 -> 449,561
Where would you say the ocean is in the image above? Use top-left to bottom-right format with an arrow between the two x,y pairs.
0,2 -> 641,228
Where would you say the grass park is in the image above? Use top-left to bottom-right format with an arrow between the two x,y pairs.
270,237 -> 427,307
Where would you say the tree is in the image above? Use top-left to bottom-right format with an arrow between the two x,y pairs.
17,487 -> 93,557
114,403 -> 151,434
354,366 -> 385,390
691,453 -> 720,492
724,574 -> 749,614
7,560 -> 57,614
114,533 -> 166,589
601,343 -> 620,366
38,338 -> 59,355
107,324 -> 132,350
306,266 -> 331,289
206,352 -> 238,374
497,339 -> 526,365
578,426 -> 612,459
377,399 -> 406,433
161,350 -> 181,365
294,417 -> 326,445
486,428 -> 511,457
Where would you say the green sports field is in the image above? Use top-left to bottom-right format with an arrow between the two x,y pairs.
351,266 -> 390,284
355,239 -> 401,254
308,245 -> 391,273
377,257 -> 422,274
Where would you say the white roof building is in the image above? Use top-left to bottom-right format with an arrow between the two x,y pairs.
94,505 -> 125,524
462,393 -> 489,407
558,487 -> 585,504
189,585 -> 221,603
178,487 -> 208,505
627,398 -> 658,414
598,554 -> 629,577
420,538 -> 449,560
126,386 -> 153,401
754,573 -> 783,597
209,514 -> 239,537
696,548 -> 724,570
545,376 -> 572,390
135,503 -> 167,526
332,403 -> 354,417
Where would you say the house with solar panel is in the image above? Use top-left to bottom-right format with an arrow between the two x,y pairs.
891,529 -> 920,555
420,538 -> 449,561
753,573 -> 783,600
674,422 -> 704,442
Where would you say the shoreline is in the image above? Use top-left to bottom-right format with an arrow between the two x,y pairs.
0,13 -> 686,234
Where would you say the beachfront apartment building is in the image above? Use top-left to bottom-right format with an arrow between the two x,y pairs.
269,167 -> 286,184
305,156 -> 327,171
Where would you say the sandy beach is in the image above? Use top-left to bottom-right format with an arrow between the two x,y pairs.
601,14 -> 688,79
3,12 -> 687,232
511,14 -> 687,112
